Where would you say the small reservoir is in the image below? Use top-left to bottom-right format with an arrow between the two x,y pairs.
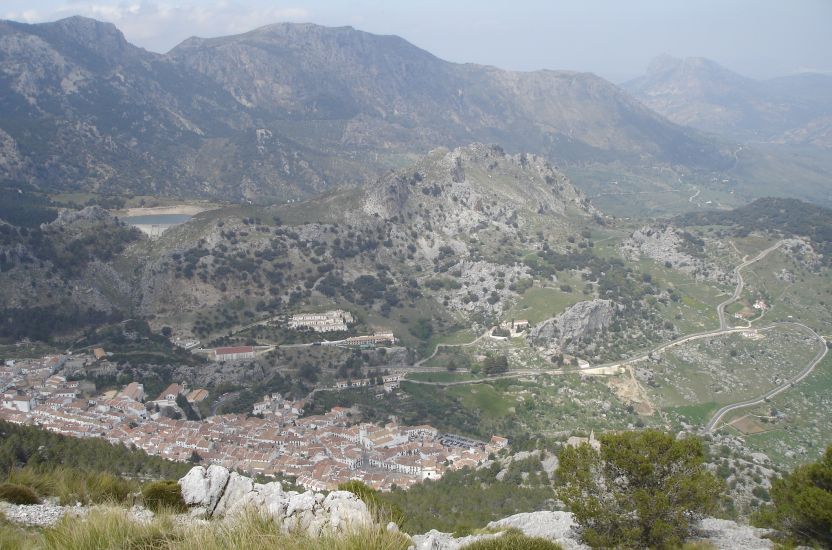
122,213 -> 192,236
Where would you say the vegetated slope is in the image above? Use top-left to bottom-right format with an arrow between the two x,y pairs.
675,197 -> 832,264
0,16 -> 729,201
0,204 -> 141,341
625,55 -> 832,147
0,420 -> 189,479
133,144 -> 599,341
0,144 -> 598,343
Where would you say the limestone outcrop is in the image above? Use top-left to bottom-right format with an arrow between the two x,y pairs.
177,465 -> 372,536
530,299 -> 617,353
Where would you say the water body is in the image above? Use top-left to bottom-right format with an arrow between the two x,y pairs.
122,214 -> 192,225
122,213 -> 192,237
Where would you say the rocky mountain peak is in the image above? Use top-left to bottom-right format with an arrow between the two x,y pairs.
363,143 -> 591,222
31,16 -> 140,64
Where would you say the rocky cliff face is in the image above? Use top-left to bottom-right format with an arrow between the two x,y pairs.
530,299 -> 617,354
0,17 -> 728,201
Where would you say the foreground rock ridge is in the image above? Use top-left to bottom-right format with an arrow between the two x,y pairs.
177,464 -> 372,535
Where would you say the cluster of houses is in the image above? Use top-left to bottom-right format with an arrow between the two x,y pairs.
0,354 -> 508,492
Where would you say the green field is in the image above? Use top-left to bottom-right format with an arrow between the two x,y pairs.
447,384 -> 518,418
722,354 -> 832,468
647,325 -> 821,418
407,371 -> 478,383
503,285 -> 584,325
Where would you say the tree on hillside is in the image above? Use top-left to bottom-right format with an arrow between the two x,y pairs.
556,430 -> 722,549
175,394 -> 200,421
756,445 -> 832,547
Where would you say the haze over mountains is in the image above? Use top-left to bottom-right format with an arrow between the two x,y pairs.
625,54 -> 832,148
0,16 -> 730,201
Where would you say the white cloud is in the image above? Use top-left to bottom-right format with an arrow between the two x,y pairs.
10,1 -> 312,52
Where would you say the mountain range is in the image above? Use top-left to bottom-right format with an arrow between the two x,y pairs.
0,16 -> 730,202
625,54 -> 832,147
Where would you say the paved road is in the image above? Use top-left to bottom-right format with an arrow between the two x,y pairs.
406,240 -> 828,433
705,322 -> 828,432
413,329 -> 493,368
717,241 -> 783,330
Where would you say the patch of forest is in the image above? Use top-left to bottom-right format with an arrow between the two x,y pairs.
676,197 -> 832,264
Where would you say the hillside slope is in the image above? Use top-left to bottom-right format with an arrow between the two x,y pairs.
625,55 -> 832,146
0,17 -> 728,201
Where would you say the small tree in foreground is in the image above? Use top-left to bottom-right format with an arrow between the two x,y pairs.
556,430 -> 722,549
756,444 -> 832,547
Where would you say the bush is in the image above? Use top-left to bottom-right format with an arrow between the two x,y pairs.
556,430 -> 722,549
142,480 -> 186,513
0,483 -> 40,505
755,445 -> 832,547
461,531 -> 563,550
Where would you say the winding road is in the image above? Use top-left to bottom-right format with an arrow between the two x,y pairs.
716,241 -> 783,330
705,322 -> 828,432
405,239 -> 828,434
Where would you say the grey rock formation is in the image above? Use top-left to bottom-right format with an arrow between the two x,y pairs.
411,529 -> 502,550
692,518 -> 774,550
621,224 -> 730,283
487,511 -> 588,550
177,466 -> 371,536
178,464 -> 230,516
530,299 -> 617,352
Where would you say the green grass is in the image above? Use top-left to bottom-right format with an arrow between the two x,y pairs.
407,371 -> 477,383
504,286 -> 583,325
447,384 -> 516,418
727,354 -> 832,468
666,402 -> 720,425
0,507 -> 412,550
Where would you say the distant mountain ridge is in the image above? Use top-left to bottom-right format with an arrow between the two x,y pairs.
0,16 -> 729,201
625,54 -> 832,147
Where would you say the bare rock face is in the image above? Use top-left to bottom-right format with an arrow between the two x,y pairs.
177,466 -> 371,536
530,299 -> 617,352
487,512 -> 588,550
178,464 -> 230,516
412,511 -> 587,550
411,529 -> 502,550
692,518 -> 774,550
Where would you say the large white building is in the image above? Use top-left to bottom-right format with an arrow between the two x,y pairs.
214,346 -> 256,361
288,310 -> 354,332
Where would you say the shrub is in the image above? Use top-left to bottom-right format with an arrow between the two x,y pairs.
461,531 -> 563,550
556,430 -> 722,549
755,445 -> 832,547
142,480 -> 187,513
0,483 -> 40,505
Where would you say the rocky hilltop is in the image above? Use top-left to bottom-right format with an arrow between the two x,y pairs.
0,145 -> 597,340
530,299 -> 618,355
0,17 -> 728,201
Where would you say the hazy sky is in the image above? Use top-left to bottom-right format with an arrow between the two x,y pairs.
4,1 -> 831,82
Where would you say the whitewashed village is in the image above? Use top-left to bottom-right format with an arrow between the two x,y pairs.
0,309 -> 509,492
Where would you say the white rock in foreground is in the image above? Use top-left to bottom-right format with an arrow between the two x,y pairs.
177,465 -> 371,536
693,518 -> 774,550
178,464 -> 230,516
487,511 -> 588,550
411,529 -> 501,550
